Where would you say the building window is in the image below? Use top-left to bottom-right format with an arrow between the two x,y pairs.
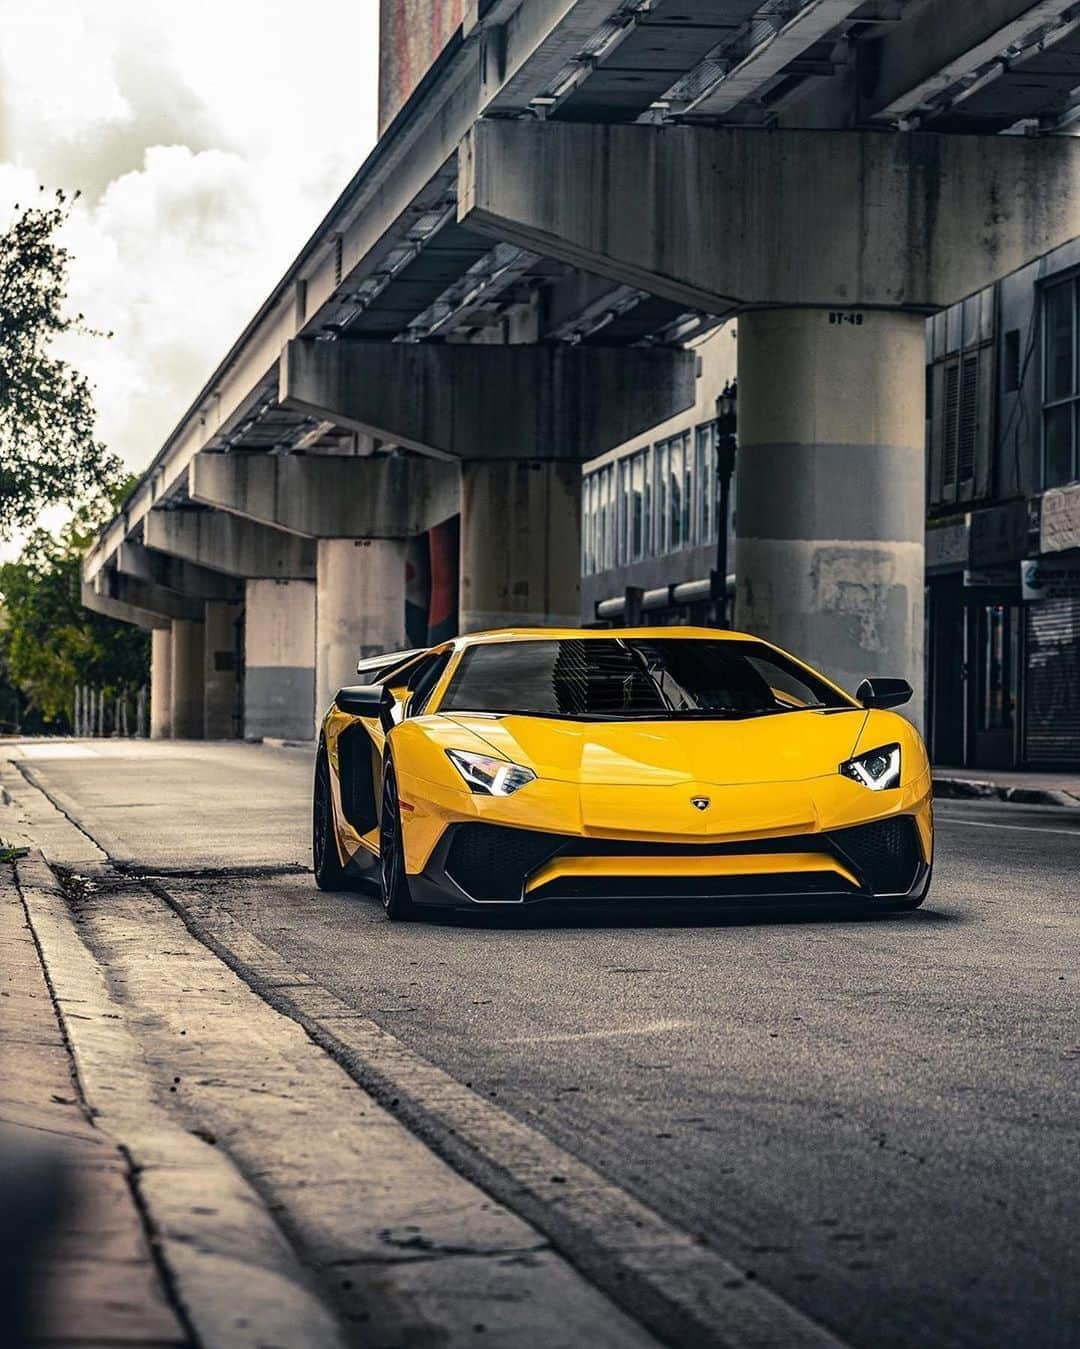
654,439 -> 669,555
669,435 -> 683,550
603,463 -> 616,570
582,473 -> 594,575
629,449 -> 647,562
616,458 -> 629,566
681,432 -> 693,546
1003,328 -> 1021,393
655,432 -> 692,553
695,422 -> 719,545
1043,277 -> 1080,488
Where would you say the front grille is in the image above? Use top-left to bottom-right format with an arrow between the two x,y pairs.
830,817 -> 922,895
532,872 -> 854,902
439,817 -> 923,904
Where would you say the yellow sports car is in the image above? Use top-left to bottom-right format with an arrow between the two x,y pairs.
313,628 -> 933,919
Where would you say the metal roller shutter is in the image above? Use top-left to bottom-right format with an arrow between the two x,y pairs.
1024,598 -> 1080,766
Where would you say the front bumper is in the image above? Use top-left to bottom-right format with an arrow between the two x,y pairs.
407,813 -> 931,909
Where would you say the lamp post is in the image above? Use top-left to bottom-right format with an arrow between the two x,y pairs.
711,380 -> 738,628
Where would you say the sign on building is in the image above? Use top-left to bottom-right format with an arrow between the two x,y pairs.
1040,483 -> 1080,555
1021,558 -> 1080,602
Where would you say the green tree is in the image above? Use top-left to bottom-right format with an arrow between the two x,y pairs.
0,189 -> 122,539
0,486 -> 149,733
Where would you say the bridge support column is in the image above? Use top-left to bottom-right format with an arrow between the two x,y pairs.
150,629 -> 173,740
244,580 -> 316,742
459,460 -> 581,633
203,601 -> 243,739
170,619 -> 205,740
735,308 -> 927,721
316,539 -> 408,718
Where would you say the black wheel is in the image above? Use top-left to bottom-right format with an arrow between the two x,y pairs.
313,745 -> 349,890
380,762 -> 417,921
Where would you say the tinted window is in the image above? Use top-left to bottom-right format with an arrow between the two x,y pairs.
440,639 -> 849,719
408,651 -> 452,717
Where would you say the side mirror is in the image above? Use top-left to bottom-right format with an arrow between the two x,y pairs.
855,677 -> 913,710
334,684 -> 393,719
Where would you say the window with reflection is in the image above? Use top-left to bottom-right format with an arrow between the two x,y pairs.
1043,277 -> 1080,488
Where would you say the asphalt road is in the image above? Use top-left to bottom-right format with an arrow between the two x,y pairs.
7,739 -> 1079,1349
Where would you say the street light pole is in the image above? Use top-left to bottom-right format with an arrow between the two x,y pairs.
711,380 -> 737,628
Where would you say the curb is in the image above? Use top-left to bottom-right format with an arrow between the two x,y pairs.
933,775 -> 1080,810
12,849 -> 345,1349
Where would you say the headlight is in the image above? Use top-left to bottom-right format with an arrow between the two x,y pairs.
446,749 -> 537,796
840,743 -> 901,791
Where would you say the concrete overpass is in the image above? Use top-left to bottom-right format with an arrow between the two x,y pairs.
84,0 -> 1080,740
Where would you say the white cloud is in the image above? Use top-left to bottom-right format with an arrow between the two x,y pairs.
0,0 -> 380,504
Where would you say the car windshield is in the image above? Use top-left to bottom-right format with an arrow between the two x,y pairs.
438,638 -> 852,719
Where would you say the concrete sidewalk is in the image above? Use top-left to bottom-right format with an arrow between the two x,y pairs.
933,766 -> 1080,809
1,862 -> 190,1347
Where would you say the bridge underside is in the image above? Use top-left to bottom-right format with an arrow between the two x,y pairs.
81,0 -> 1080,740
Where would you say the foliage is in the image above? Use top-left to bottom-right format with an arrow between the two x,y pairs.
0,189 -> 123,539
0,484 -> 149,732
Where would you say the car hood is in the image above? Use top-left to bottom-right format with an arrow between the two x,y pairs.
441,710 -> 868,787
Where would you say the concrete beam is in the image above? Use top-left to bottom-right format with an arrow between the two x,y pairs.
96,571 -> 205,624
458,120 -> 1080,312
864,0 -> 1076,123
81,581 -> 167,632
144,509 -> 316,580
117,541 -> 243,601
188,452 -> 460,539
280,340 -> 696,461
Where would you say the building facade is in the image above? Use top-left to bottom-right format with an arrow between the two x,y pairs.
583,257 -> 1080,770
926,241 -> 1080,770
581,323 -> 738,628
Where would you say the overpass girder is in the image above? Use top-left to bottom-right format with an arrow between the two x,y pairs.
279,340 -> 696,461
143,509 -> 317,580
117,541 -> 243,602
188,452 -> 460,539
458,120 -> 1080,313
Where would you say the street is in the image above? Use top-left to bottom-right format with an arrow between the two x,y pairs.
4,738 -> 1078,1349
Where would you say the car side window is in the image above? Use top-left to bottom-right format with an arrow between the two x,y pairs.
407,651 -> 452,718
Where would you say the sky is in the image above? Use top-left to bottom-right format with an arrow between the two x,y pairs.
0,0 -> 380,554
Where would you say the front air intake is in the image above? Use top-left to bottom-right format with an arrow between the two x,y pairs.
830,817 -> 922,895
444,824 -> 566,900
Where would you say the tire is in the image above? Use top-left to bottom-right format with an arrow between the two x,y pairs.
313,745 -> 349,891
380,762 -> 417,921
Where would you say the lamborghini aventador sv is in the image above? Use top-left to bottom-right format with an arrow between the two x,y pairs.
312,628 -> 933,919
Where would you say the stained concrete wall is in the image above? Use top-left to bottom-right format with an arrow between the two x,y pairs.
378,0 -> 465,133
316,538 -> 408,721
170,620 -> 206,740
460,121 -> 1080,313
459,460 -> 581,632
150,629 -> 173,740
280,341 -> 696,462
244,580 -> 317,742
735,308 -> 927,725
203,601 -> 243,740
